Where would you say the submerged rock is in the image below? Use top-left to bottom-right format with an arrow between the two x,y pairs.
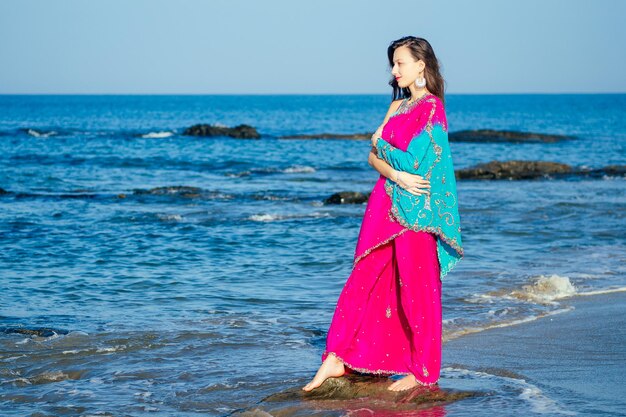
183,123 -> 260,139
1,326 -> 69,337
279,129 -> 574,143
279,132 -> 373,140
590,164 -> 626,177
449,129 -> 574,143
457,160 -> 626,180
231,374 -> 479,416
457,160 -> 572,180
324,191 -> 370,205
133,185 -> 203,198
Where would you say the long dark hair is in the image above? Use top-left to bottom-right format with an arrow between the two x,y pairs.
387,36 -> 446,108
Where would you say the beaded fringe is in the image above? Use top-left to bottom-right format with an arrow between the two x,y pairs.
323,350 -> 439,386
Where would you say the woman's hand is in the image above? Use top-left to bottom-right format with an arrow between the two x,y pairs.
370,124 -> 384,147
394,170 -> 431,196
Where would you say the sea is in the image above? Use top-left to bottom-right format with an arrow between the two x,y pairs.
0,94 -> 625,416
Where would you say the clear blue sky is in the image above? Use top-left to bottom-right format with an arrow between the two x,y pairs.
1,0 -> 625,94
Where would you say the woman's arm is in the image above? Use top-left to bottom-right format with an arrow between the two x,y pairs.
368,146 -> 399,181
367,98 -> 404,178
375,134 -> 431,175
368,146 -> 431,196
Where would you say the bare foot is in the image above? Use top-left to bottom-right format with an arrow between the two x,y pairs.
387,374 -> 420,391
302,353 -> 345,391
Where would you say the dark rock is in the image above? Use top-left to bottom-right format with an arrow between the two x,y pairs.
583,164 -> 626,178
279,129 -> 574,142
449,129 -> 574,143
230,374 -> 479,416
324,191 -> 370,205
1,326 -> 69,337
183,123 -> 260,139
457,161 -> 626,180
0,187 -> 8,195
457,160 -> 573,180
133,185 -> 203,198
279,132 -> 373,140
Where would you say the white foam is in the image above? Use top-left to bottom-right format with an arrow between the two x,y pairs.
511,274 -> 577,304
96,345 -> 126,353
27,128 -> 57,137
444,367 -> 577,415
249,213 -> 282,222
577,286 -> 626,296
519,385 -> 578,415
248,212 -> 330,222
443,306 -> 574,342
141,131 -> 174,138
156,213 -> 184,222
283,165 -> 316,173
1,354 -> 26,361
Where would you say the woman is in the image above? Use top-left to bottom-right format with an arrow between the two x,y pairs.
303,36 -> 463,392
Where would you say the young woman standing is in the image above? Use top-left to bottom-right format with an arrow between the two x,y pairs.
303,36 -> 463,392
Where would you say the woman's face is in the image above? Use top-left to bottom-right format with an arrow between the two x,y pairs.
391,46 -> 425,89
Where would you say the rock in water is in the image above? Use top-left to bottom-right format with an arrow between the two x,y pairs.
324,191 -> 370,205
449,129 -> 574,143
132,186 -> 203,198
457,160 -> 573,180
183,124 -> 260,139
230,374 -> 479,415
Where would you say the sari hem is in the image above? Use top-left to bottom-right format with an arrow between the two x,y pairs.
322,350 -> 439,386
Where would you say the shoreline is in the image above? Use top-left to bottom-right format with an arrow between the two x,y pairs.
442,290 -> 626,415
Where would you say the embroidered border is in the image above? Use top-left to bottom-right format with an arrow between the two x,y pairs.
352,228 -> 410,269
389,93 -> 436,119
322,351 -> 439,386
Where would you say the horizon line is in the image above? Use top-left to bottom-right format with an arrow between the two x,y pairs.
1,91 -> 625,96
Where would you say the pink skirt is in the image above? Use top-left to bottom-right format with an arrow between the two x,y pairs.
321,229 -> 442,385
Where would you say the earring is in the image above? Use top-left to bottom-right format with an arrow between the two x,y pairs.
415,74 -> 426,88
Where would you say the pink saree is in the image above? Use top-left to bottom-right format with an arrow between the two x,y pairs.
321,94 -> 448,385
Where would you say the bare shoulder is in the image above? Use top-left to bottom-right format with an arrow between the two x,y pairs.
388,98 -> 404,114
382,99 -> 404,123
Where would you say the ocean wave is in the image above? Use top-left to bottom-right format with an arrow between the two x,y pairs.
140,130 -> 175,138
283,165 -> 316,173
227,165 -> 316,178
155,213 -> 184,222
132,185 -> 235,200
443,367 -> 577,415
576,286 -> 626,296
248,212 -> 331,222
24,128 -> 58,137
443,307 -> 573,342
469,274 -> 626,306
466,274 -> 577,306
445,275 -> 626,342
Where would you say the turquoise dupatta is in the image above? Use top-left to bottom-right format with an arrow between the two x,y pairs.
374,96 -> 463,279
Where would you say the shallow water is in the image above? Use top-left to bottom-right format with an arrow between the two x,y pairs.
1,94 -> 625,415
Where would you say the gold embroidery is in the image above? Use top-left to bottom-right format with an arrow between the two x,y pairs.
386,206 -> 463,257
352,229 -> 410,269
423,364 -> 429,377
385,306 -> 391,318
322,351 -> 439,385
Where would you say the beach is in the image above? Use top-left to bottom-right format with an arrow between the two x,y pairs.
442,290 -> 626,416
229,290 -> 626,416
0,93 -> 624,416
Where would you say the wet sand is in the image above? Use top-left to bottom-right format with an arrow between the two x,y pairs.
443,291 -> 626,415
